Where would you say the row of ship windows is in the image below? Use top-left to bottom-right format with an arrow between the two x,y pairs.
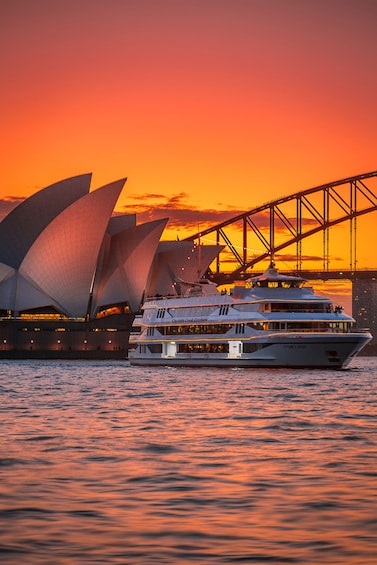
154,302 -> 332,318
147,323 -> 262,335
262,303 -> 332,313
146,321 -> 351,336
140,343 -> 268,354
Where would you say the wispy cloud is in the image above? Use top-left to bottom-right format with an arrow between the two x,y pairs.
122,193 -> 324,235
122,192 -> 243,230
275,253 -> 344,264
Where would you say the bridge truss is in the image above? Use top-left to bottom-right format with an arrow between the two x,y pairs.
184,171 -> 377,283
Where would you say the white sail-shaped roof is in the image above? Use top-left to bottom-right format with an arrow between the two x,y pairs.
0,172 -> 225,321
8,272 -> 60,313
145,241 -> 195,297
18,179 -> 126,317
107,214 -> 137,236
146,242 -> 224,296
92,218 -> 167,314
0,262 -> 15,285
0,174 -> 92,269
0,264 -> 56,313
0,272 -> 17,311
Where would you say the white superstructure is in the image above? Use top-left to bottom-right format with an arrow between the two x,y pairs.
129,263 -> 372,368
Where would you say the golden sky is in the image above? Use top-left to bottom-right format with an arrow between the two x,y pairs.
1,0 -> 377,297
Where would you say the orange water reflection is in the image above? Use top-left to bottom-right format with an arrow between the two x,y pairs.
0,360 -> 376,563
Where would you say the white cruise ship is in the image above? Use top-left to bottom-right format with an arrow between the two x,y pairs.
129,263 -> 371,368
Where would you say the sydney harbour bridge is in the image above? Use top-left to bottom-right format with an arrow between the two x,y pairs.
185,170 -> 377,282
185,171 -> 377,352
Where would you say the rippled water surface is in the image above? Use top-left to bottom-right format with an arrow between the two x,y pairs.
0,358 -> 376,564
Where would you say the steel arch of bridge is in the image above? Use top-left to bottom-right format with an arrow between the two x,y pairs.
184,171 -> 377,282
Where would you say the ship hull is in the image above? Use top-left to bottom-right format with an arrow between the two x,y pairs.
129,333 -> 371,369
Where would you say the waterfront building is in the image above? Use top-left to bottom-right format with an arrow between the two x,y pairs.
0,174 -> 219,358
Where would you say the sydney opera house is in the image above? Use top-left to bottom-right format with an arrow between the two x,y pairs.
0,174 -> 220,358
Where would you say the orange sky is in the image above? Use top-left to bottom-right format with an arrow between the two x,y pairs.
1,0 -> 377,305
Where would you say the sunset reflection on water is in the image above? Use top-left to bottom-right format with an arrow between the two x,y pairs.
0,360 -> 376,564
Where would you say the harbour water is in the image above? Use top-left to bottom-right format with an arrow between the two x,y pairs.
0,358 -> 376,564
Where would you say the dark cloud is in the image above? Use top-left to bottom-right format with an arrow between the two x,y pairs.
127,192 -> 170,201
212,251 -> 331,267
275,253 -> 324,263
122,193 -> 323,234
274,253 -> 345,265
122,192 -> 243,231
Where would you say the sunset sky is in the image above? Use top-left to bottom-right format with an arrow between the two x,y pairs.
1,0 -> 377,292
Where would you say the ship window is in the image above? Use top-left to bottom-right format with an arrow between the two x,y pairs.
158,323 -> 233,335
147,344 -> 162,353
243,343 -> 258,353
246,322 -> 265,331
168,306 -> 217,318
157,309 -> 165,318
232,304 -> 258,312
147,327 -> 154,336
270,302 -> 331,313
266,321 -> 350,332
178,343 -> 229,353
235,323 -> 245,334
219,305 -> 229,315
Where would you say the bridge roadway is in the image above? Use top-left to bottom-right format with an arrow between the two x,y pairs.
209,269 -> 377,286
